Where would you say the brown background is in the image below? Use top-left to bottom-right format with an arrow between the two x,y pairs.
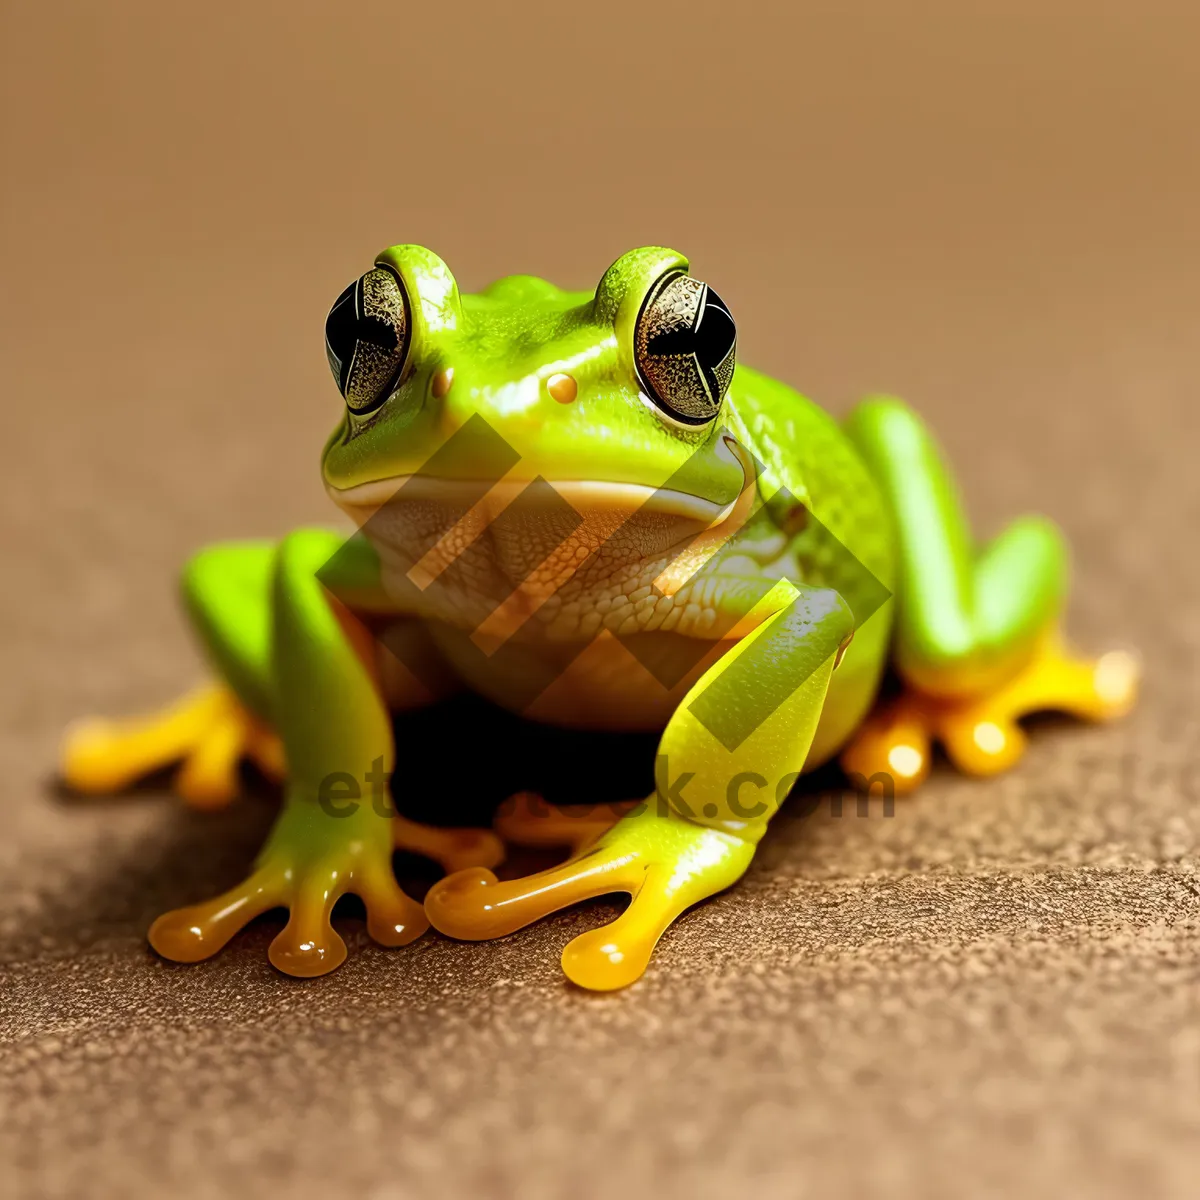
3,2 -> 1200,1197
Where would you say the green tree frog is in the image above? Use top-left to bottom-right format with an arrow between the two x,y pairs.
62,246 -> 1138,989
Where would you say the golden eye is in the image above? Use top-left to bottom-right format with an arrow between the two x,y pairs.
324,265 -> 412,414
634,271 -> 736,425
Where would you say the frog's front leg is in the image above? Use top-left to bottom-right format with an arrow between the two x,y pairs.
840,396 -> 1139,792
61,535 -> 502,881
143,529 -> 493,976
426,582 -> 854,990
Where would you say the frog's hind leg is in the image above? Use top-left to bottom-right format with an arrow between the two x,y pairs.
492,791 -> 634,856
840,396 -> 1138,793
61,541 -> 283,808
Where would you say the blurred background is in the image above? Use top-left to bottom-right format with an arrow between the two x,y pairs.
3,3 -> 1199,1198
4,0 -> 1196,703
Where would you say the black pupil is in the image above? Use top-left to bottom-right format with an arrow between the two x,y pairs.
692,289 -> 735,369
324,277 -> 400,394
645,285 -> 736,404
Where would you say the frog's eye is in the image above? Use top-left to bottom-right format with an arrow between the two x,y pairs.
634,271 -> 736,425
324,265 -> 412,414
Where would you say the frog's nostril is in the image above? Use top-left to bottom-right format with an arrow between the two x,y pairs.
547,373 -> 578,404
431,366 -> 455,398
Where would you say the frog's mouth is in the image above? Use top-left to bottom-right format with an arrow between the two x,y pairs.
325,438 -> 759,632
329,473 -> 732,525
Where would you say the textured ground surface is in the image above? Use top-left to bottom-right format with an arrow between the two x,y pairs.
3,3 -> 1199,1198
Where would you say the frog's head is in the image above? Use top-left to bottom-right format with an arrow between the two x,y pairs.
321,245 -> 750,608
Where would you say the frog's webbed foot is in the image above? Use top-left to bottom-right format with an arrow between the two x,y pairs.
61,684 -> 285,809
842,630 -> 1140,794
492,791 -> 632,856
150,803 -> 425,977
425,807 -> 754,990
149,856 -> 424,977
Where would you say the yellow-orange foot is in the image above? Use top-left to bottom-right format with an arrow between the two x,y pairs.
492,790 -> 633,855
426,807 -> 753,990
149,805 -> 427,977
841,631 -> 1140,795
392,813 -> 505,874
61,684 -> 285,810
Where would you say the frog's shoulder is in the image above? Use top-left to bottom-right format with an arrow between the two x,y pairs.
728,363 -> 895,582
726,363 -> 852,482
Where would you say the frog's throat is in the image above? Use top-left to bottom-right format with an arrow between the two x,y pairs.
325,439 -> 760,641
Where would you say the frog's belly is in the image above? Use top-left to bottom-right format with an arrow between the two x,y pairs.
377,616 -> 887,769
423,623 -> 701,731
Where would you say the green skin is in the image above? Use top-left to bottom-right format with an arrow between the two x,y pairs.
175,245 -> 1064,984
